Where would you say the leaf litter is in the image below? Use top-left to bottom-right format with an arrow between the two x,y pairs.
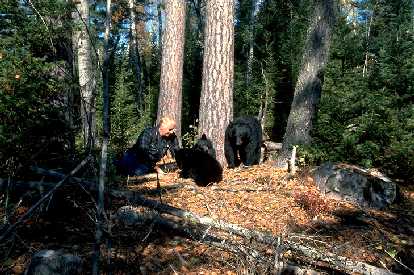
1,163 -> 414,274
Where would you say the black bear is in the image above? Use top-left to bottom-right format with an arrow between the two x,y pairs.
175,135 -> 222,186
193,133 -> 216,158
224,116 -> 262,168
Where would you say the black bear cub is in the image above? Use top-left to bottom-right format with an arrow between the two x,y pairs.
224,116 -> 262,168
193,133 -> 216,158
175,134 -> 222,186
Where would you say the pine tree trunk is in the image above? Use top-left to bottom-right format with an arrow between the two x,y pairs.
129,0 -> 143,113
157,0 -> 186,138
276,0 -> 335,168
73,0 -> 96,153
199,0 -> 234,167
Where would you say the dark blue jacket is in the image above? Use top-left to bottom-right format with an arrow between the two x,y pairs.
130,126 -> 180,168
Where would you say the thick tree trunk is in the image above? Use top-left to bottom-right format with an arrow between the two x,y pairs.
199,0 -> 234,167
129,0 -> 143,113
276,0 -> 335,168
73,0 -> 96,153
157,0 -> 186,138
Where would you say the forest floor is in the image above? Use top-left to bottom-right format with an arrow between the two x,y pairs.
1,162 -> 414,274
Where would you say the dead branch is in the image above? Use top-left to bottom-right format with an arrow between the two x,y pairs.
0,178 -> 185,199
116,206 -> 321,275
27,168 -> 396,275
113,201 -> 396,274
0,156 -> 91,242
263,141 -> 282,151
209,187 -> 280,193
288,145 -> 297,175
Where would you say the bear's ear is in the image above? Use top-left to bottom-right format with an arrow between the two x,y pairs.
201,133 -> 207,140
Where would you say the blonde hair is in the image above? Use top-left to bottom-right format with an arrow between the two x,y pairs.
159,116 -> 176,128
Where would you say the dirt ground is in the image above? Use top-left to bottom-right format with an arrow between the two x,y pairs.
1,163 -> 414,274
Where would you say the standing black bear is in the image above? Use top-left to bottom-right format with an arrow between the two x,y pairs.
175,134 -> 222,186
225,116 -> 262,168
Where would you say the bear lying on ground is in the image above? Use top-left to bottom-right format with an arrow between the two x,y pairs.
224,116 -> 262,168
175,135 -> 222,186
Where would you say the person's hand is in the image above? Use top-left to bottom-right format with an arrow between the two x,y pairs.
155,165 -> 165,176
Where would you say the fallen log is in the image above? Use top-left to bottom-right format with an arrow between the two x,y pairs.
116,206 -> 321,275
0,178 -> 184,198
263,141 -> 282,151
116,206 -> 396,275
28,168 -> 396,275
31,166 -> 163,185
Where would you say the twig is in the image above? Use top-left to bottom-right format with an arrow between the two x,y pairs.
26,0 -> 55,56
141,219 -> 155,242
156,170 -> 162,203
174,248 -> 188,266
169,264 -> 179,275
385,249 -> 414,274
3,176 -> 11,224
289,234 -> 330,246
210,187 -> 280,193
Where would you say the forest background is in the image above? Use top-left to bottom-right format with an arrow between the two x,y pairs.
0,0 -> 413,181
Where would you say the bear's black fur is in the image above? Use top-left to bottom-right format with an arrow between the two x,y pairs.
193,133 -> 216,158
175,135 -> 222,186
224,116 -> 262,168
175,148 -> 223,186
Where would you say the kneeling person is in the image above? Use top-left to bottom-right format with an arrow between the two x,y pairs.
116,117 -> 180,176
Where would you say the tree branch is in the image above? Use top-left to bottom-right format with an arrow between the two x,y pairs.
0,156 -> 92,242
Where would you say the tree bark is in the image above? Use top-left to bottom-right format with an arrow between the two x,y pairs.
199,0 -> 234,167
73,0 -> 96,153
276,0 -> 335,168
157,0 -> 186,138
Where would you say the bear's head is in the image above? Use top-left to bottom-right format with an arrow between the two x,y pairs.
193,134 -> 216,157
230,124 -> 250,146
